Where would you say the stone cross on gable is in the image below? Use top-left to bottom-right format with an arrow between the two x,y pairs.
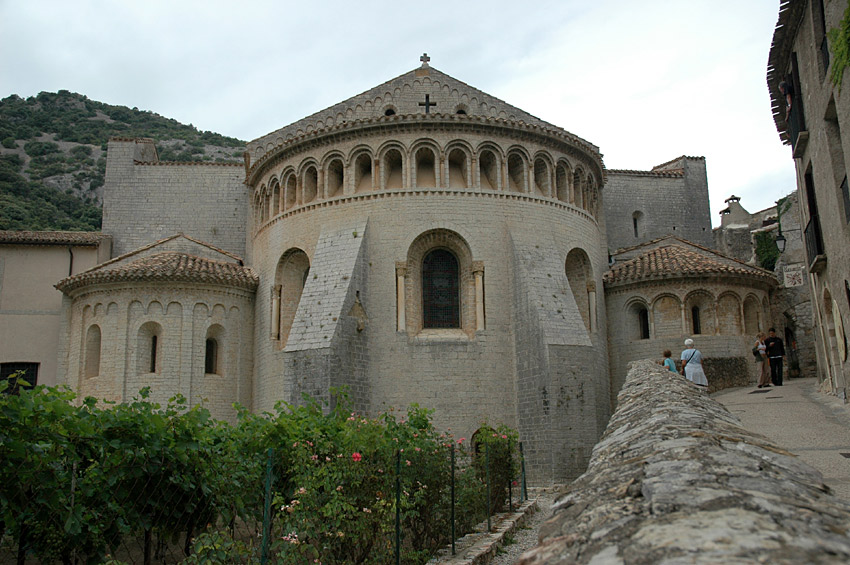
419,94 -> 436,114
420,53 -> 430,66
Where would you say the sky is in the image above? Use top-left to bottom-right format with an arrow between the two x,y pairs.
0,0 -> 796,226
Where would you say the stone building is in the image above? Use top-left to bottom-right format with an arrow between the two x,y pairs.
604,156 -> 713,252
0,58 -> 783,483
768,0 -> 850,398
0,231 -> 111,389
713,193 -> 818,379
604,236 -> 777,395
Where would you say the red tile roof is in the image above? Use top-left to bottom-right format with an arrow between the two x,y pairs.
0,230 -> 109,246
56,251 -> 258,294
604,242 -> 776,286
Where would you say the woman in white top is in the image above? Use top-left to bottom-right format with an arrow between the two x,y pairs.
681,338 -> 708,387
755,332 -> 771,388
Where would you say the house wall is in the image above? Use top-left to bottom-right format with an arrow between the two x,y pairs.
0,244 -> 102,386
771,0 -> 850,398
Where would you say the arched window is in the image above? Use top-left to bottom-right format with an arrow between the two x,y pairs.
150,335 -> 158,373
565,248 -> 593,332
137,321 -> 162,374
507,152 -> 525,192
743,296 -> 761,334
627,301 -> 650,341
632,211 -> 643,238
691,306 -> 702,335
556,162 -> 570,202
415,147 -> 437,188
274,249 -> 311,346
422,249 -> 460,328
479,149 -> 498,190
383,148 -> 404,189
84,324 -> 101,378
327,158 -> 344,198
638,308 -> 650,339
302,165 -> 318,203
533,157 -> 550,197
354,152 -> 373,193
284,173 -> 296,210
271,180 -> 280,216
447,148 -> 468,188
205,338 -> 218,375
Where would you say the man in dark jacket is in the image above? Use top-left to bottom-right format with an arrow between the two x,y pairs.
765,327 -> 786,386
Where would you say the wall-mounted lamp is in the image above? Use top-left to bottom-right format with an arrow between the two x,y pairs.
776,231 -> 787,253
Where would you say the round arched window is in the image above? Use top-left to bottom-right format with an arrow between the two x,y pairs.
422,249 -> 460,328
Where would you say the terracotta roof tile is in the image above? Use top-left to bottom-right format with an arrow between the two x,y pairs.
56,251 -> 258,294
604,243 -> 776,286
0,230 -> 109,246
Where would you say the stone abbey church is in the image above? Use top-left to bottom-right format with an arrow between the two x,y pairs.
0,59 -> 777,484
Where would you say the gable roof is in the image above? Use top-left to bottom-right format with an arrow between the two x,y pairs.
0,230 -> 109,247
56,251 -> 258,294
604,236 -> 776,287
55,233 -> 257,294
248,64 -> 598,154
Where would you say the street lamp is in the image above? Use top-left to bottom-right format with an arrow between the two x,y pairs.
776,231 -> 787,253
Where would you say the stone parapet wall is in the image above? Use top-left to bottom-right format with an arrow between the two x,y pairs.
519,360 -> 850,564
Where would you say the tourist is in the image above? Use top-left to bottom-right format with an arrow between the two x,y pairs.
755,332 -> 770,388
681,339 -> 708,387
662,350 -> 677,372
765,327 -> 786,386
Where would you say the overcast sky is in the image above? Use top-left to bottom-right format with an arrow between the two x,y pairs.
0,0 -> 795,226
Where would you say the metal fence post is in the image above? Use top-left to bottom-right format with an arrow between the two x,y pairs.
395,450 -> 401,565
486,443 -> 491,532
261,447 -> 274,565
520,441 -> 528,501
451,444 -> 456,556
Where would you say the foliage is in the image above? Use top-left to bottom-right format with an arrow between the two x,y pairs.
0,381 -> 520,565
0,154 -> 101,230
0,90 -> 246,231
829,3 -> 850,88
471,424 -> 520,514
755,231 -> 780,272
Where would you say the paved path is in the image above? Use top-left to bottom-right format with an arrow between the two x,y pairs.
713,377 -> 850,500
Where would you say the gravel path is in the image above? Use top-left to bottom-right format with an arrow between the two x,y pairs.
490,492 -> 557,564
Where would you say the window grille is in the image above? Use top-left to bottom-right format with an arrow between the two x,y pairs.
422,249 -> 460,328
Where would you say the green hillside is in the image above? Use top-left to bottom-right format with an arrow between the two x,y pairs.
0,90 -> 245,231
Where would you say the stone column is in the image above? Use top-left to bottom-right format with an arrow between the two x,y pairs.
271,285 -> 281,340
473,261 -> 485,331
396,262 -> 407,331
471,157 -> 478,189
714,303 -> 720,335
372,158 -> 378,191
587,281 -> 597,333
318,169 -> 325,200
680,302 -> 688,334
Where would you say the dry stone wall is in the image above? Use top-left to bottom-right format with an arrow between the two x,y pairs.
519,360 -> 850,564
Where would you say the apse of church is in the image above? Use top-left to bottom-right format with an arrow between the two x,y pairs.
51,56 -> 767,485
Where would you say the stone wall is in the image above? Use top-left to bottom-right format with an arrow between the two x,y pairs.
103,139 -> 247,258
519,360 -> 850,563
604,157 -> 712,252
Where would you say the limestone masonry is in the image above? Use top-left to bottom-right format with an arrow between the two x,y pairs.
0,59 -> 782,484
519,360 -> 850,564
